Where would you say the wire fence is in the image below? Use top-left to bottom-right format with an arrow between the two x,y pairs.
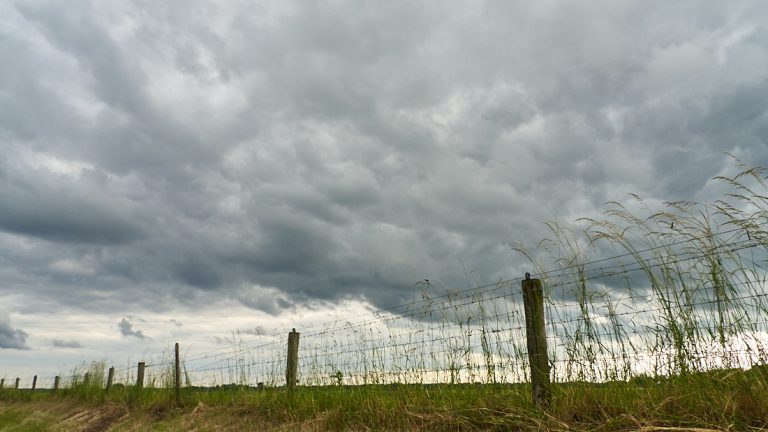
3,228 -> 768,393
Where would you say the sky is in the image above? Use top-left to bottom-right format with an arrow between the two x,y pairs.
2,0 -> 768,381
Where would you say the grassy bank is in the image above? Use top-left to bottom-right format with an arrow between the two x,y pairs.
2,366 -> 768,431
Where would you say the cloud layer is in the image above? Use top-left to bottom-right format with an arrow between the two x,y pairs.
1,0 -> 767,340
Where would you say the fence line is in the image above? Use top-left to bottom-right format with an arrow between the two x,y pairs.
2,230 -> 767,408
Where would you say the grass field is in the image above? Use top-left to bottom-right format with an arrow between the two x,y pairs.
1,366 -> 768,431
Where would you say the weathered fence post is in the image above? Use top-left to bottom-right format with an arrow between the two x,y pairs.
14,378 -> 19,390
522,274 -> 551,408
174,342 -> 181,405
286,328 -> 300,388
0,378 -> 4,389
137,362 -> 145,389
106,367 -> 115,392
54,376 -> 60,392
32,375 -> 37,391
83,372 -> 90,387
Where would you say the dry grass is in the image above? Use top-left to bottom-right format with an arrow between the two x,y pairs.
2,369 -> 767,431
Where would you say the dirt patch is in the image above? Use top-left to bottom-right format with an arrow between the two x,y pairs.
58,403 -> 128,432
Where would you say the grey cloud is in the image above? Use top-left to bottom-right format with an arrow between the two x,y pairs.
12,2 -> 225,183
0,0 -> 767,323
0,162 -> 145,244
52,339 -> 82,349
236,285 -> 293,316
173,254 -> 223,290
118,318 -> 148,340
239,326 -> 269,336
0,312 -> 29,350
213,336 -> 231,345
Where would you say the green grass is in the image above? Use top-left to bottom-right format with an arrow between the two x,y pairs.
1,370 -> 767,430
0,407 -> 54,432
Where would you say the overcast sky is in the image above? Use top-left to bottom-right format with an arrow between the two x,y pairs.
2,0 -> 768,380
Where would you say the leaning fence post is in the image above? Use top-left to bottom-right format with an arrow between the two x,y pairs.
106,367 -> 115,393
286,328 -> 300,388
522,274 -> 551,407
32,375 -> 37,391
174,342 -> 181,405
54,376 -> 60,392
137,362 -> 145,389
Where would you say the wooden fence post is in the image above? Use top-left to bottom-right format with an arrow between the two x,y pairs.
174,342 -> 181,405
106,367 -> 115,392
83,372 -> 90,387
32,375 -> 37,391
54,376 -> 60,392
0,378 -> 4,389
286,329 -> 300,388
137,362 -> 145,389
522,274 -> 551,408
14,378 -> 19,390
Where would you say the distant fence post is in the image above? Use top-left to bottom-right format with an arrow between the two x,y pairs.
32,375 -> 37,391
54,376 -> 60,392
522,274 -> 551,408
174,342 -> 181,405
14,378 -> 19,390
83,372 -> 90,387
106,367 -> 115,393
0,378 -> 4,389
137,362 -> 145,389
286,328 -> 300,388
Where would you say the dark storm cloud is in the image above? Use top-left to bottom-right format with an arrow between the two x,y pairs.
1,0 -> 767,319
0,312 -> 29,350
173,254 -> 223,289
0,161 -> 145,244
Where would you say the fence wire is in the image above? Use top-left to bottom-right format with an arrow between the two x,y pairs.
6,229 -> 768,390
